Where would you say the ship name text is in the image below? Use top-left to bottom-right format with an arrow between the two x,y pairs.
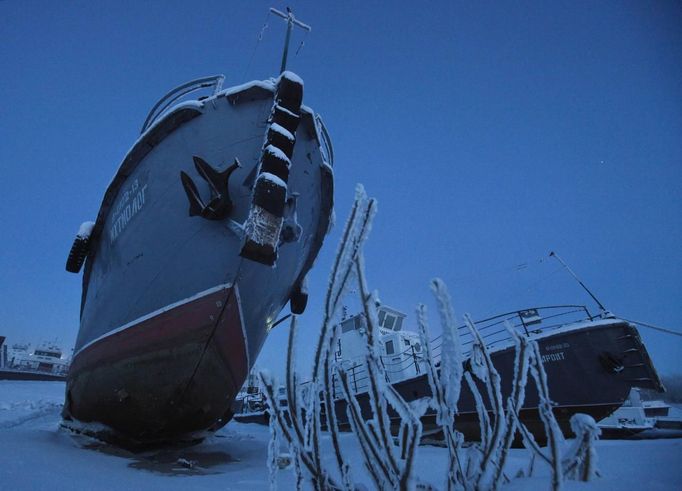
545,342 -> 570,352
110,179 -> 148,244
541,351 -> 566,363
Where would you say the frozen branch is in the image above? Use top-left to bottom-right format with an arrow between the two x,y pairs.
463,313 -> 506,490
528,341 -> 564,491
258,184 -> 597,491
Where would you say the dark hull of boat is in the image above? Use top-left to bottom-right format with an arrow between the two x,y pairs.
0,369 -> 66,382
64,286 -> 247,444
598,426 -> 652,439
233,411 -> 270,425
332,321 -> 663,443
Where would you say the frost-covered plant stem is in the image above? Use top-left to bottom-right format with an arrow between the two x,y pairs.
511,341 -> 601,487
430,279 -> 468,489
513,412 -> 552,466
267,406 -> 280,491
491,329 -> 531,489
416,300 -> 466,490
463,313 -> 506,489
463,371 -> 491,451
260,183 -> 595,491
355,255 -> 401,476
321,185 -> 377,346
260,186 -> 377,490
338,368 -> 394,488
283,317 -> 327,488
260,369 -> 335,489
322,326 -> 352,489
305,186 -> 377,477
418,282 -> 546,491
336,252 -> 424,490
528,341 -> 564,491
283,317 -> 307,452
562,414 -> 601,481
292,445 -> 304,491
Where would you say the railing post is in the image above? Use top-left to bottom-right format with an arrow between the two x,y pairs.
518,313 -> 530,336
351,364 -> 358,393
583,306 -> 594,321
412,346 -> 420,375
380,357 -> 390,383
332,370 -> 336,400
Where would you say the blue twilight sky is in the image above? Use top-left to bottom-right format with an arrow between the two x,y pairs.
1,1 -> 680,376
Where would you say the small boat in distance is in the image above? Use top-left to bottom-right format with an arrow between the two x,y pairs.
598,388 -> 682,439
62,9 -> 334,446
231,368 -> 287,425
0,337 -> 70,381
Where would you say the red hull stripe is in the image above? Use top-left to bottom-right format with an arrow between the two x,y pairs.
70,284 -> 247,382
211,284 -> 249,387
73,283 -> 232,359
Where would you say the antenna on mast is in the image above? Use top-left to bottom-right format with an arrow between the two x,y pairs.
549,251 -> 609,315
270,7 -> 311,73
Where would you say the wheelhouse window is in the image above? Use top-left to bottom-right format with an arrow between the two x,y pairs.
341,318 -> 355,333
394,317 -> 403,331
385,340 -> 395,355
384,315 -> 396,330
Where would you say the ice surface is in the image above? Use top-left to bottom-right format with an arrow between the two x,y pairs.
2,380 -> 681,490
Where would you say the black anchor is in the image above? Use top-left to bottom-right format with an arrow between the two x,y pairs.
180,156 -> 241,220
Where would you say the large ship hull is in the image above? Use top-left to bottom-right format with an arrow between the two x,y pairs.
64,75 -> 333,444
332,320 -> 663,443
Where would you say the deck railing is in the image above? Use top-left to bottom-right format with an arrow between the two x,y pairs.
330,304 -> 597,399
314,114 -> 334,166
140,75 -> 225,134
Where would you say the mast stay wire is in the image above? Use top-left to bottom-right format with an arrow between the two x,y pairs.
620,318 -> 682,338
522,265 -> 568,297
445,254 -> 551,287
295,28 -> 309,56
243,10 -> 271,80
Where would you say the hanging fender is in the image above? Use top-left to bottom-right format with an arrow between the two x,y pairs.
240,71 -> 304,266
66,221 -> 95,273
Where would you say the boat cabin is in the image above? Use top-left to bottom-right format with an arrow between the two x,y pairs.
5,342 -> 69,375
335,305 -> 425,394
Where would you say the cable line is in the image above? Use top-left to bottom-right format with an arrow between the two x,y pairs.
621,318 -> 682,338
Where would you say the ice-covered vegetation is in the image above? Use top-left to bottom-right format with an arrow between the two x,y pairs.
260,185 -> 601,490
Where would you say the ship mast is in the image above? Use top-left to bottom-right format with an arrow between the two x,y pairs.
549,251 -> 609,314
270,7 -> 311,73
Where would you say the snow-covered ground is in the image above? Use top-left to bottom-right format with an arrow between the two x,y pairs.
1,381 -> 680,490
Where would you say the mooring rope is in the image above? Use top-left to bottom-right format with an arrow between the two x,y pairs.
621,318 -> 682,338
